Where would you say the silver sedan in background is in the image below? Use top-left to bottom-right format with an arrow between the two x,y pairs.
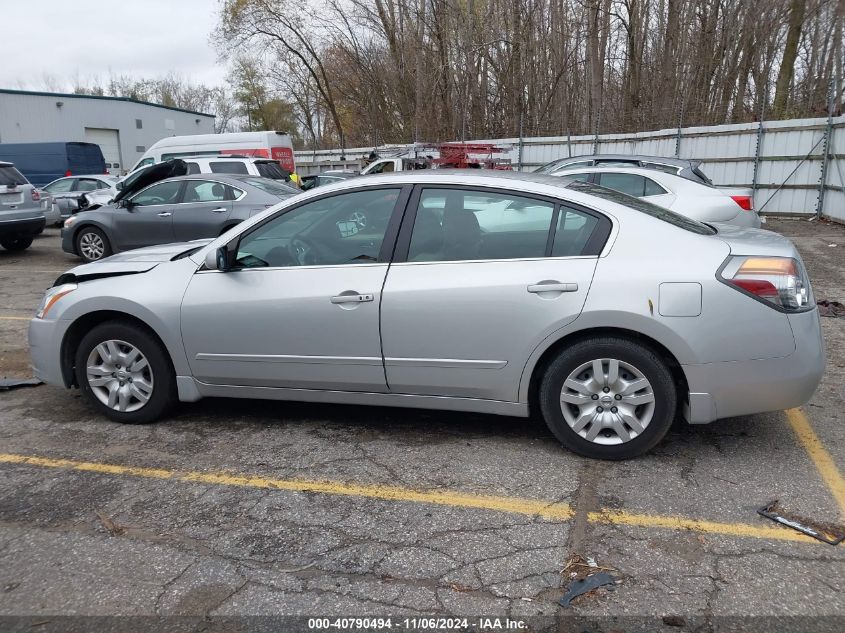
546,166 -> 762,227
29,171 -> 824,459
42,175 -> 118,221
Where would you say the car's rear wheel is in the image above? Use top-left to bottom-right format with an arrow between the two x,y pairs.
76,227 -> 112,263
0,235 -> 34,252
539,337 -> 676,459
74,322 -> 176,424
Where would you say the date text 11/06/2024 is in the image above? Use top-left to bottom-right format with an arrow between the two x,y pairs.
308,617 -> 528,630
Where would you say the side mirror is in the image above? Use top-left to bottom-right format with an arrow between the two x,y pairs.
205,246 -> 232,272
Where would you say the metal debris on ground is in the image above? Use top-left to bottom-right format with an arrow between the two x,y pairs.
757,500 -> 845,545
559,554 -> 620,608
817,299 -> 845,318
0,377 -> 43,391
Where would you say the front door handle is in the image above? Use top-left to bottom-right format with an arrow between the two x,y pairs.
331,293 -> 374,304
157,211 -> 172,217
527,281 -> 578,293
211,207 -> 227,213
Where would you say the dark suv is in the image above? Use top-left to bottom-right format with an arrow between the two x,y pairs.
0,161 -> 45,252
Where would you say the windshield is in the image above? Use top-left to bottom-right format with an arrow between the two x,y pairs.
238,176 -> 299,197
566,180 -> 716,235
0,165 -> 28,186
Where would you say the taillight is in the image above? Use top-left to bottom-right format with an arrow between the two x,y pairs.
65,170 -> 72,177
730,195 -> 753,211
31,189 -> 41,202
719,256 -> 813,312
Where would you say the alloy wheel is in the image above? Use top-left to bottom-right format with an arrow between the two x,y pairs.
79,231 -> 105,260
86,339 -> 154,412
559,358 -> 655,445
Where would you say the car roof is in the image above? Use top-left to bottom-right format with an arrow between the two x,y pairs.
55,174 -> 116,180
550,165 -> 689,180
176,155 -> 273,162
558,154 -> 698,168
0,161 -> 12,167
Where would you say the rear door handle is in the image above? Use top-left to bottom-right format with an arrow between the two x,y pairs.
527,282 -> 578,293
211,207 -> 227,213
157,211 -> 172,217
331,293 -> 374,304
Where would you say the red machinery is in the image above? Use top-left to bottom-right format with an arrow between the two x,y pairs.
429,143 -> 513,170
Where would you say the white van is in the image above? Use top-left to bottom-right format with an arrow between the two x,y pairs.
130,131 -> 296,174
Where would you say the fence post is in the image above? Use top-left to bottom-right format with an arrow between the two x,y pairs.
517,108 -> 524,171
752,85 -> 767,200
674,97 -> 685,157
815,77 -> 835,218
567,129 -> 572,157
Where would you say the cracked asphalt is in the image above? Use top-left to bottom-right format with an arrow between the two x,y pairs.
0,219 -> 844,631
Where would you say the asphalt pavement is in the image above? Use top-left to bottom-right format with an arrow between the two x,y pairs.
0,220 -> 843,632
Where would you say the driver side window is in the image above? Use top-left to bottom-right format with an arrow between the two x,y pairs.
130,181 -> 182,206
235,188 -> 402,269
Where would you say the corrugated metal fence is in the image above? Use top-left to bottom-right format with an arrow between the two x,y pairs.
295,115 -> 845,222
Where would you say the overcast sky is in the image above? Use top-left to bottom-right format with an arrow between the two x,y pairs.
0,0 -> 227,91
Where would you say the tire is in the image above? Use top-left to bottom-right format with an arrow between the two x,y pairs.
75,226 -> 112,263
74,321 -> 176,424
0,235 -> 34,252
539,337 -> 676,459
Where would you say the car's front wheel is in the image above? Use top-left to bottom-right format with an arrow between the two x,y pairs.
0,235 -> 34,252
539,337 -> 677,459
74,321 -> 176,424
76,226 -> 112,263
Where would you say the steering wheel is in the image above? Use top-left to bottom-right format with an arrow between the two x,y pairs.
288,236 -> 321,266
349,210 -> 367,229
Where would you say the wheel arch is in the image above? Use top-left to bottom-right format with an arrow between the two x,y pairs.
521,324 -> 691,419
60,310 -> 175,388
69,221 -> 111,254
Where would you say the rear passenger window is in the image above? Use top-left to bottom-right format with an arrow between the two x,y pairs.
183,180 -> 228,203
408,188 -> 554,262
552,207 -> 600,257
597,173 -> 647,197
186,162 -> 200,175
210,161 -> 249,175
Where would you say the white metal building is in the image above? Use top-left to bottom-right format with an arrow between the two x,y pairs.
0,89 -> 215,176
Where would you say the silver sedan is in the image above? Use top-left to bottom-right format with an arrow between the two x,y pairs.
547,166 -> 762,227
28,171 -> 824,459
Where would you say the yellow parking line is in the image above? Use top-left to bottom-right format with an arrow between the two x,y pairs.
786,408 -> 845,519
0,452 -> 817,544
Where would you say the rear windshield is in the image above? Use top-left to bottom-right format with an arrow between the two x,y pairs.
691,165 -> 713,185
255,161 -> 287,179
0,165 -> 28,186
566,180 -> 716,235
237,177 -> 298,196
210,161 -> 249,175
534,158 -> 579,174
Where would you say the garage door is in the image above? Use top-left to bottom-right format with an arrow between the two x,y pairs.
84,128 -> 122,176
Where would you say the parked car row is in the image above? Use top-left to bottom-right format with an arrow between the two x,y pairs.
2,151 -> 761,260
